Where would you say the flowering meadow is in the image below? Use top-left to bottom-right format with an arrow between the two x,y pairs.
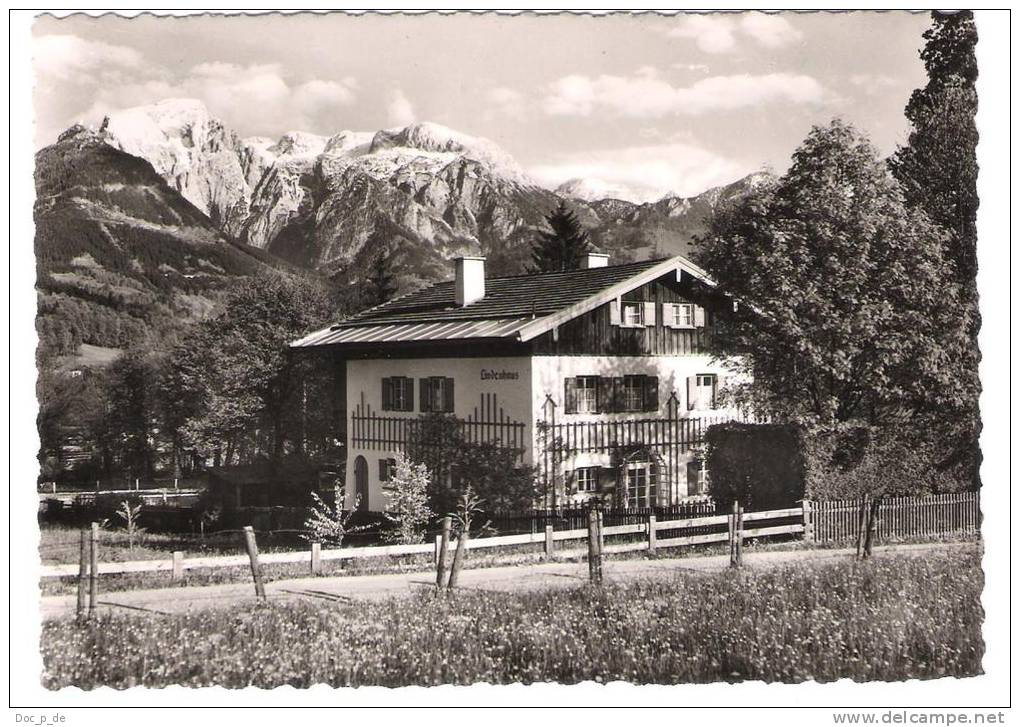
41,549 -> 982,688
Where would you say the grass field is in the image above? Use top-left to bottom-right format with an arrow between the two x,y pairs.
41,548 -> 983,688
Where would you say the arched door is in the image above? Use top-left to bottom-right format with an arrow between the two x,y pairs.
353,456 -> 369,511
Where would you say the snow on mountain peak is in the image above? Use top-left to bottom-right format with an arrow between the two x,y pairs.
269,131 -> 329,159
556,177 -> 637,203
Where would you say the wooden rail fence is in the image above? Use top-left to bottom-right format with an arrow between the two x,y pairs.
40,493 -> 980,581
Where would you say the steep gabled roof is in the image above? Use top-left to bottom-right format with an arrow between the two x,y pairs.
291,255 -> 714,349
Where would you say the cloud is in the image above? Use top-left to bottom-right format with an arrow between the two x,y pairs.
529,141 -> 748,203
667,15 -> 738,54
543,70 -> 833,118
666,12 -> 803,54
849,74 -> 900,92
387,89 -> 416,127
486,86 -> 527,120
33,34 -> 146,81
34,34 -> 359,143
739,13 -> 803,49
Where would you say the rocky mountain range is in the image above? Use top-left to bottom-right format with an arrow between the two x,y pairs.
91,99 -> 770,279
35,98 -> 770,362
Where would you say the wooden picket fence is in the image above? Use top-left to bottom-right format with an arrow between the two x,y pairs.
809,492 -> 980,543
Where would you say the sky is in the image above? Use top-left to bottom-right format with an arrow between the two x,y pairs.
32,11 -> 933,202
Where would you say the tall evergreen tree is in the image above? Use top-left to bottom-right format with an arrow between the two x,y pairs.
890,10 -> 980,487
530,201 -> 591,273
891,10 -> 978,291
364,249 -> 397,308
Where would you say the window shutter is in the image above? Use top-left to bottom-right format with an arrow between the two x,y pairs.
419,378 -> 430,412
643,375 -> 659,413
612,377 -> 624,413
597,376 -> 613,414
663,303 -> 675,329
642,301 -> 656,326
609,298 -> 621,326
694,305 -> 706,327
381,377 -> 393,410
593,466 -> 602,492
564,377 -> 578,414
444,377 -> 455,412
687,376 -> 696,411
379,458 -> 389,482
711,375 -> 720,409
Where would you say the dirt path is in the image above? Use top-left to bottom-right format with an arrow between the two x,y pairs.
39,541 -> 975,620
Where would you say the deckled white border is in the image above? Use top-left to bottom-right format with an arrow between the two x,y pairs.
7,5 -> 1013,716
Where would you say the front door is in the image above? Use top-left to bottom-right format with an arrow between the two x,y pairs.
353,456 -> 369,511
625,460 -> 657,508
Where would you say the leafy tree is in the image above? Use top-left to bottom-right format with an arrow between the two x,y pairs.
407,413 -> 537,515
364,249 -> 398,308
169,272 -> 339,469
530,201 -> 591,273
381,454 -> 434,544
105,349 -> 160,480
696,119 -> 967,429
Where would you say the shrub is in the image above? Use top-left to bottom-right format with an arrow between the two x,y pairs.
705,422 -> 805,510
381,454 -> 434,544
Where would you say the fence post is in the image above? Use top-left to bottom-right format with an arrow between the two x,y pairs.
76,529 -> 88,622
863,497 -> 881,558
802,500 -> 814,542
587,508 -> 603,585
174,478 -> 179,491
435,516 -> 451,589
735,503 -> 744,567
242,526 -> 266,601
855,496 -> 869,559
647,513 -> 657,553
544,524 -> 554,560
172,551 -> 184,582
310,542 -> 321,575
729,500 -> 738,567
88,522 -> 99,618
448,530 -> 468,590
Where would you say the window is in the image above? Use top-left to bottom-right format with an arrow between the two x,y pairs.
687,373 -> 718,410
686,459 -> 708,496
622,375 -> 646,412
379,458 -> 396,483
625,460 -> 658,508
576,376 -> 598,413
665,303 -> 695,329
575,466 -> 600,493
381,377 -> 414,412
420,376 -> 455,413
622,302 -> 643,327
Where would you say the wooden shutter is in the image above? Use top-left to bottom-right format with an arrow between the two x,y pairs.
687,376 -> 696,411
642,301 -> 656,326
612,377 -> 624,413
593,466 -> 602,492
379,458 -> 389,482
643,375 -> 659,412
419,378 -> 431,412
443,377 -> 455,412
381,377 -> 393,410
597,376 -> 613,414
694,305 -> 706,327
711,375 -> 720,409
564,377 -> 578,414
609,298 -> 621,326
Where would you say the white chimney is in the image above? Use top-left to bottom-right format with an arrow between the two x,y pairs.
454,256 -> 486,306
581,252 -> 610,269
